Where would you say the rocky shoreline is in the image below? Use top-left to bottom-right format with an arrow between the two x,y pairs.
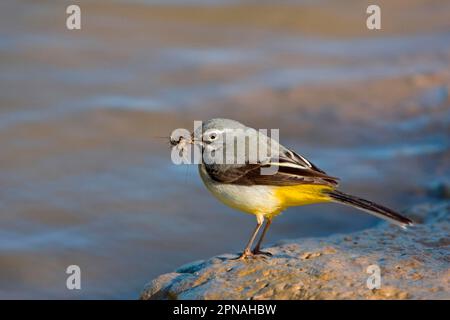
141,201 -> 449,300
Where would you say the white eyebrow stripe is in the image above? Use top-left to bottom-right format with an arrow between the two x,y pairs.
205,129 -> 224,135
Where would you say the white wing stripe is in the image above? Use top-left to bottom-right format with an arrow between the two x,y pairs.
269,162 -> 310,169
297,154 -> 312,167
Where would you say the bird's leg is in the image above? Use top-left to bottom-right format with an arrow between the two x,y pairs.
252,218 -> 272,256
233,215 -> 264,260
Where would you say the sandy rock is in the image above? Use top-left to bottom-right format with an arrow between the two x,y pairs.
140,202 -> 450,300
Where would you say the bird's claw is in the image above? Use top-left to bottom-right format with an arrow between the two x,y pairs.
252,249 -> 272,257
231,249 -> 272,261
231,249 -> 254,260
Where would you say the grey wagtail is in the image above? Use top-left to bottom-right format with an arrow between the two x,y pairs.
171,118 -> 413,260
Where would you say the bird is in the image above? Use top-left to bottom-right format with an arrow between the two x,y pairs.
171,118 -> 413,260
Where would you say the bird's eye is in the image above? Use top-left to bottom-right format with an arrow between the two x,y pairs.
203,131 -> 220,143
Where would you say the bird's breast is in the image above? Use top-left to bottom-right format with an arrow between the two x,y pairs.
198,164 -> 283,216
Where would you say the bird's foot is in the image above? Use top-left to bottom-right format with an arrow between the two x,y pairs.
231,249 -> 254,260
252,248 -> 272,257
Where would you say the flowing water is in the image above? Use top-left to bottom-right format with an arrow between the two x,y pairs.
0,0 -> 449,298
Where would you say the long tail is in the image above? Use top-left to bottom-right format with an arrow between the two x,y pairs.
326,190 -> 413,228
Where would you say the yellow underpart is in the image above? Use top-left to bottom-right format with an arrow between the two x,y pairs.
274,184 -> 334,208
199,164 -> 337,218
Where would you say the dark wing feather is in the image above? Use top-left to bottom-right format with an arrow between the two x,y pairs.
278,148 -> 327,174
204,147 -> 339,187
231,164 -> 339,187
204,163 -> 260,184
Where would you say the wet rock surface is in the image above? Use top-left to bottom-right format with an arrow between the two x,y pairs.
141,202 -> 450,300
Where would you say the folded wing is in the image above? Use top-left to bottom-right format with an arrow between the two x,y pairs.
204,147 -> 339,187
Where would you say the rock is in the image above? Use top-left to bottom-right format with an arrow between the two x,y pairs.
140,202 -> 450,300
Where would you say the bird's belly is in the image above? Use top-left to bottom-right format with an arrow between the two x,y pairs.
199,166 -> 282,216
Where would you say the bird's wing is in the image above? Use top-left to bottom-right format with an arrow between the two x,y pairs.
204,147 -> 339,187
277,147 -> 327,173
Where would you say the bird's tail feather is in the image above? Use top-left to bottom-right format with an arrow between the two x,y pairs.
326,190 -> 413,228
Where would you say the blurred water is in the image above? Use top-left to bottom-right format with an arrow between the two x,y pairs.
0,0 -> 449,298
